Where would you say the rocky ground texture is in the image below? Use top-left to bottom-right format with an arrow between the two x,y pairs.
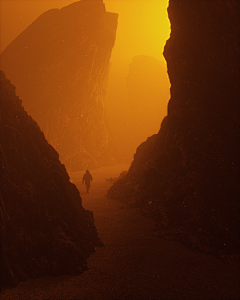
1,165 -> 239,300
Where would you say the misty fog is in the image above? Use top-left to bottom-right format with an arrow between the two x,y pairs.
0,0 -> 170,164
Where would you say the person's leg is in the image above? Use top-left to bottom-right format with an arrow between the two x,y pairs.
86,182 -> 90,192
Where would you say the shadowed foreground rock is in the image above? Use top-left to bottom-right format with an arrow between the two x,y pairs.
0,0 -> 118,171
0,71 -> 102,287
108,0 -> 240,256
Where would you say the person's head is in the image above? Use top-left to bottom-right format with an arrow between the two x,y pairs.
86,170 -> 89,174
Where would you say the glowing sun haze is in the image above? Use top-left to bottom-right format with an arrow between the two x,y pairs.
103,0 -> 171,161
105,0 -> 170,63
0,0 -> 170,162
0,0 -> 170,57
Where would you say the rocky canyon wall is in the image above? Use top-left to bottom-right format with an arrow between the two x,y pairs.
0,0 -> 118,171
108,0 -> 240,256
0,71 -> 102,287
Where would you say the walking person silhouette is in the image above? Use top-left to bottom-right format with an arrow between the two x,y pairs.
82,170 -> 93,193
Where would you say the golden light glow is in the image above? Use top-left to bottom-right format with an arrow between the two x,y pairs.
0,0 -> 170,162
105,0 -> 170,63
104,0 -> 170,161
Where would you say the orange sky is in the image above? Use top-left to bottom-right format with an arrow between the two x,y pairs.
0,0 -> 170,161
0,1 -> 170,56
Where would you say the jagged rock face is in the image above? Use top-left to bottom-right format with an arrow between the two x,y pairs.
125,55 -> 169,155
0,0 -> 118,171
108,0 -> 240,255
0,71 -> 102,287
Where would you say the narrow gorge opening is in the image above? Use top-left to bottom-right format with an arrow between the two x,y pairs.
104,0 -> 171,163
0,0 -> 171,166
1,0 -> 239,295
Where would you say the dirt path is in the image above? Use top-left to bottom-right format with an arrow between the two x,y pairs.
1,165 -> 239,300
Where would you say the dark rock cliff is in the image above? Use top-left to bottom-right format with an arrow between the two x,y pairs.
108,0 -> 240,256
0,71 -> 102,287
0,0 -> 118,171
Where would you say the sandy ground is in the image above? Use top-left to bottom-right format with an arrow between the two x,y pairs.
1,164 -> 239,300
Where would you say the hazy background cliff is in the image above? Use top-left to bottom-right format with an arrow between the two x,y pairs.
108,0 -> 240,256
0,0 -> 118,171
0,0 -> 171,165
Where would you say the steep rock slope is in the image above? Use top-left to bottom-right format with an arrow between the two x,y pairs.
0,0 -> 118,171
0,71 -> 102,287
108,0 -> 240,255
